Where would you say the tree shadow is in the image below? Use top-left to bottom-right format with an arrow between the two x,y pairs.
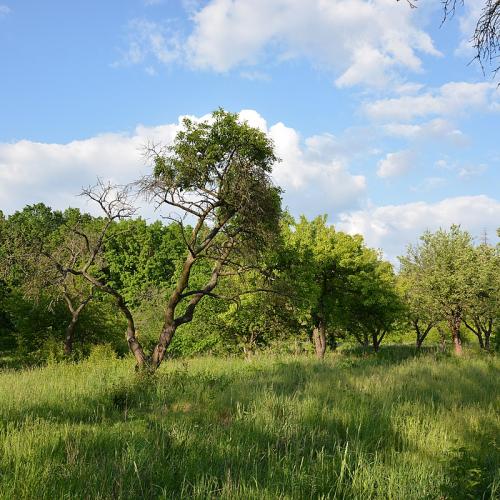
0,353 -> 498,498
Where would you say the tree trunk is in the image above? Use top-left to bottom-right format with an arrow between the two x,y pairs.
330,331 -> 338,351
437,326 -> 447,352
117,297 -> 147,369
449,313 -> 463,355
63,315 -> 78,355
312,320 -> 326,359
151,323 -> 176,369
484,318 -> 493,351
464,318 -> 485,349
413,320 -> 432,350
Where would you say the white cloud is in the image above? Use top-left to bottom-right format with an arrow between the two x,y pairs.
269,123 -> 366,207
114,19 -> 182,67
0,4 -> 11,16
377,150 -> 415,178
458,164 -> 488,178
338,195 -> 500,261
411,176 -> 446,192
383,118 -> 467,146
120,0 -> 441,88
0,110 -> 366,215
365,82 -> 499,121
0,123 -> 182,215
435,158 -> 488,179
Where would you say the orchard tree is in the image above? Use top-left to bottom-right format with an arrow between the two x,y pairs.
338,251 -> 403,351
399,226 -> 476,355
280,215 -> 368,358
463,242 -> 499,350
398,256 -> 440,349
138,109 -> 282,370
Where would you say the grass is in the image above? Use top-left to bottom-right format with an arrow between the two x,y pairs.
0,346 -> 498,499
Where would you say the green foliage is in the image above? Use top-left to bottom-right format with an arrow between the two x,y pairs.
103,219 -> 186,307
280,215 -> 403,351
399,225 -> 476,323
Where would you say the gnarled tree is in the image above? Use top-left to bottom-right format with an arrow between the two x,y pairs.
140,109 -> 282,370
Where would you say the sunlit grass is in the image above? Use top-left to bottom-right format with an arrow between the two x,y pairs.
0,347 -> 498,499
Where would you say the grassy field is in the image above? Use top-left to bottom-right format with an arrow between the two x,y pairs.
0,347 -> 498,499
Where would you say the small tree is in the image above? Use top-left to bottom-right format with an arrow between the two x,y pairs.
339,253 -> 403,352
280,215 -> 369,358
398,257 -> 439,349
399,226 -> 476,355
463,242 -> 499,350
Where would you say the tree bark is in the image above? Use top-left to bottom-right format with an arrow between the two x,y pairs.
118,296 -> 147,369
463,318 -> 484,349
312,320 -> 326,359
449,312 -> 463,355
151,323 -> 176,369
413,319 -> 433,350
62,292 -> 93,356
63,315 -> 78,355
372,328 -> 387,352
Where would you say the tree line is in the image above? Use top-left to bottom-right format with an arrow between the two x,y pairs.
0,110 -> 498,369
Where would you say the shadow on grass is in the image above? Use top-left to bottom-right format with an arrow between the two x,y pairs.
0,349 -> 498,499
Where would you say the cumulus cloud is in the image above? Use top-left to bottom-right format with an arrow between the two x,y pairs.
338,195 -> 500,262
268,122 -> 366,209
0,110 -> 366,216
119,0 -> 441,88
0,123 -> 182,215
365,82 -> 499,121
377,150 -> 415,178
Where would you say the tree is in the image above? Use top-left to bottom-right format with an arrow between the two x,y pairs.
463,242 -> 499,350
399,226 -> 476,355
442,0 -> 500,75
1,204 -> 96,355
338,252 -> 403,352
280,216 -> 363,358
137,109 -> 282,370
398,256 -> 440,349
401,0 -> 500,76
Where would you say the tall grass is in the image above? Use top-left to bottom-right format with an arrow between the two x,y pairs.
0,347 -> 498,499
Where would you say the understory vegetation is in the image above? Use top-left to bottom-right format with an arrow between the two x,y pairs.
0,348 -> 498,499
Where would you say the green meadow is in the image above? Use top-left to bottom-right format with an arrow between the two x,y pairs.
0,347 -> 498,499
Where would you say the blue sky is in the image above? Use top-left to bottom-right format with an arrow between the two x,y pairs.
0,0 -> 498,260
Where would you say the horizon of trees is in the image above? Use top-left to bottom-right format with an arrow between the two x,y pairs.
0,110 -> 498,369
